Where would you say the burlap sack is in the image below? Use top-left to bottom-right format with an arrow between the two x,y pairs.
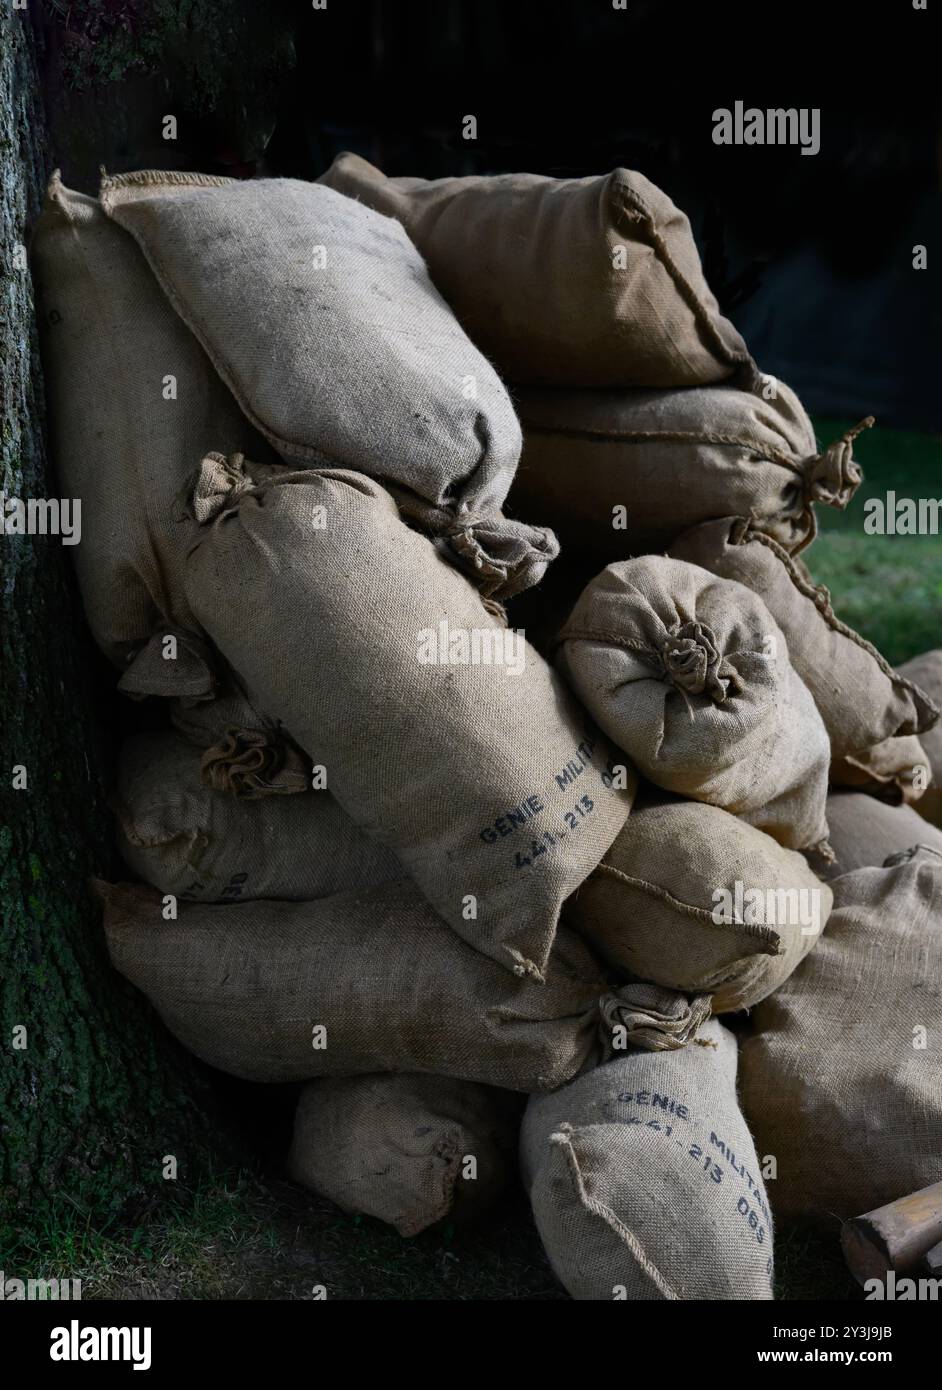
739,846 -> 942,1224
510,385 -> 870,561
181,454 -> 634,980
669,517 -> 938,759
99,880 -> 711,1090
318,153 -> 753,389
831,734 -> 929,806
114,731 -> 400,901
557,557 -> 830,852
897,650 -> 942,824
30,173 -> 274,672
565,796 -> 831,1013
520,1017 -> 773,1300
818,792 -> 942,881
288,1075 -> 522,1237
98,169 -> 553,601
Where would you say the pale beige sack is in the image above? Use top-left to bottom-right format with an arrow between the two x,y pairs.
511,384 -> 869,560
29,173 -> 274,674
896,650 -> 942,824
319,153 -> 753,389
819,792 -> 942,881
669,517 -> 938,760
520,1016 -> 774,1300
831,735 -> 929,806
114,731 -> 400,902
99,880 -> 711,1091
565,795 -> 831,1013
288,1075 -> 522,1236
99,169 -> 553,600
557,556 -> 830,852
739,846 -> 942,1224
181,454 -> 634,980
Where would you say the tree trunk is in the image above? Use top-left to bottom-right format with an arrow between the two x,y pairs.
0,7 -> 222,1256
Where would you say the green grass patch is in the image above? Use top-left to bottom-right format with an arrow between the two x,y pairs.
805,417 -> 942,666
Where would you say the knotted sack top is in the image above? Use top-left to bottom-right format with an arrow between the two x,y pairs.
558,556 -> 832,852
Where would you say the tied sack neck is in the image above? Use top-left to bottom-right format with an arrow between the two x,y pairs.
599,982 -> 713,1054
391,490 -> 560,601
658,620 -> 741,703
789,416 -> 873,554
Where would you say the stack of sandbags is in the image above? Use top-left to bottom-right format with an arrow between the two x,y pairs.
738,847 -> 942,1224
38,155 -> 929,1300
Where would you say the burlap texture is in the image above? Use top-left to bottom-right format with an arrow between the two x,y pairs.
30,173 -> 273,671
897,650 -> 942,825
288,1074 -> 521,1236
181,455 -> 633,980
739,846 -> 942,1223
669,517 -> 938,759
318,154 -> 753,389
819,792 -> 942,881
113,731 -> 400,901
565,796 -> 831,1013
99,169 -> 551,600
510,382 -> 868,560
831,735 -> 929,806
99,881 -> 707,1089
520,1017 -> 773,1300
557,557 -> 830,851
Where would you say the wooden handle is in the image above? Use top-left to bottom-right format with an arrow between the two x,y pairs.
842,1181 -> 942,1285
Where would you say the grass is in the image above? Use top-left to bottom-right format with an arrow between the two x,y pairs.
804,416 -> 942,666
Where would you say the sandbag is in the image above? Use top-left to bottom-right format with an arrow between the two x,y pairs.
819,792 -> 942,880
669,517 -> 938,759
99,880 -> 711,1090
288,1074 -> 521,1236
318,153 -> 753,389
557,556 -> 830,852
181,454 -> 633,980
565,796 -> 831,1013
897,650 -> 942,824
739,846 -> 942,1224
99,168 -> 553,601
511,384 -> 869,560
831,734 -> 929,806
30,173 -> 274,671
113,730 -> 400,901
520,1017 -> 773,1300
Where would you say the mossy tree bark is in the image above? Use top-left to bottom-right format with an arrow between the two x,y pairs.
1,6 -> 222,1257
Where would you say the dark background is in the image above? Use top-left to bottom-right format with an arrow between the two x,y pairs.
37,0 -> 942,430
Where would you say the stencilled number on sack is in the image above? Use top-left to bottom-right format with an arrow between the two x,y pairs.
736,1196 -> 767,1245
219,872 -> 249,901
688,1143 -> 723,1184
514,795 -> 596,869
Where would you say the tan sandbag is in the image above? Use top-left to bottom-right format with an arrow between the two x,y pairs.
99,169 -> 553,601
669,517 -> 938,759
319,153 -> 753,389
288,1075 -> 521,1236
557,556 -> 830,852
818,792 -> 942,880
897,650 -> 942,824
739,846 -> 942,1224
29,173 -> 274,671
511,384 -> 868,560
113,731 -> 400,901
99,880 -> 711,1090
565,796 -> 831,1013
181,454 -> 633,980
831,734 -> 929,806
520,1017 -> 773,1300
